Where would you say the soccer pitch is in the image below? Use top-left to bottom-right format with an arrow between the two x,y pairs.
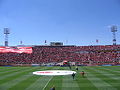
0,66 -> 120,90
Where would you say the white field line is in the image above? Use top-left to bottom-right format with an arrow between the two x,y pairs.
42,76 -> 53,90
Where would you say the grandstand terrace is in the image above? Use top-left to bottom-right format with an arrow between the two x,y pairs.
0,45 -> 120,66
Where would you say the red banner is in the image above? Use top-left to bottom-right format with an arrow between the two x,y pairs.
0,47 -> 32,53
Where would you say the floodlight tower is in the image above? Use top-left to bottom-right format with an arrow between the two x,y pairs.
4,28 -> 10,46
111,25 -> 117,45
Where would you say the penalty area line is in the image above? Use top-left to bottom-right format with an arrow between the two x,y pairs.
42,76 -> 53,90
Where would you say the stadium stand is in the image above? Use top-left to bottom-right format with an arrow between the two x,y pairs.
0,45 -> 120,66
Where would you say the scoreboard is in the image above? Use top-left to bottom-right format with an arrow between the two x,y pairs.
50,42 -> 63,46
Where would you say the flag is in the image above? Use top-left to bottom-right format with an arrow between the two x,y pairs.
96,39 -> 99,43
45,40 -> 47,43
66,40 -> 68,44
20,41 -> 23,44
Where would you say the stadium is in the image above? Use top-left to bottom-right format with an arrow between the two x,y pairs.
0,0 -> 120,90
0,43 -> 120,90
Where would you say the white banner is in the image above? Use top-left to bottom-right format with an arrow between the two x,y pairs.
33,70 -> 76,76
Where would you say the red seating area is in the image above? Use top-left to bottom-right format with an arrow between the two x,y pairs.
0,45 -> 120,65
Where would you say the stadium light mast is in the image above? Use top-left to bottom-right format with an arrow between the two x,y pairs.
4,28 -> 10,46
111,25 -> 117,45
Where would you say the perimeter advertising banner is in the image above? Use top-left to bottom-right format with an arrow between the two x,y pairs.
0,47 -> 32,53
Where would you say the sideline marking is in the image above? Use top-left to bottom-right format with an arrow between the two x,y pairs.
42,76 -> 53,90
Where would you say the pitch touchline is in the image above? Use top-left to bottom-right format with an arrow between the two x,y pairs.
42,76 -> 53,90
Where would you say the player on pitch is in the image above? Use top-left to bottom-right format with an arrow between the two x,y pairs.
72,73 -> 75,80
80,71 -> 85,78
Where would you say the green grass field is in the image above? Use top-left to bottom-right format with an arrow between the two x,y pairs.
0,66 -> 120,90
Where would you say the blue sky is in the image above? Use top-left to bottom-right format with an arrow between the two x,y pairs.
0,0 -> 120,46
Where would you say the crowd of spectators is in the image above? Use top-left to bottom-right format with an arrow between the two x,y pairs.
0,45 -> 120,65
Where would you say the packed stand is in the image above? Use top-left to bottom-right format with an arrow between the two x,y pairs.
0,45 -> 120,65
